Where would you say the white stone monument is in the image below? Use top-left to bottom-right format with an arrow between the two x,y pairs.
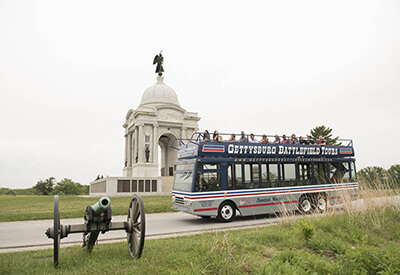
90,56 -> 200,196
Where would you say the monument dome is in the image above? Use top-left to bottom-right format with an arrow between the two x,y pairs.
139,76 -> 180,107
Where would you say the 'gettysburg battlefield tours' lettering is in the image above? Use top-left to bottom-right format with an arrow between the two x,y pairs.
227,144 -> 340,156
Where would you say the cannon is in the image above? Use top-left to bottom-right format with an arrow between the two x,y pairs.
45,195 -> 145,268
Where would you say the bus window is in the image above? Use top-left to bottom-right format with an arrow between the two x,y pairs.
350,161 -> 357,182
341,162 -> 350,183
173,171 -> 194,192
197,163 -> 220,170
299,163 -> 312,186
195,171 -> 221,192
280,163 -> 296,187
244,164 -> 260,189
315,163 -> 328,185
329,162 -> 341,183
227,164 -> 243,190
261,163 -> 279,188
227,164 -> 233,189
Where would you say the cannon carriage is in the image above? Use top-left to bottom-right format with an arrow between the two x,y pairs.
45,195 -> 145,268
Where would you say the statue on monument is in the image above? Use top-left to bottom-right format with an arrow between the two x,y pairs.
153,51 -> 164,76
145,146 -> 150,162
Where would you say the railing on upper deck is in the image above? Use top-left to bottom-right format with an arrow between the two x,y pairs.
183,132 -> 353,147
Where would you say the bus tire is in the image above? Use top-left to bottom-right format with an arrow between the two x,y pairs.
298,196 -> 313,214
315,194 -> 327,213
217,201 -> 236,222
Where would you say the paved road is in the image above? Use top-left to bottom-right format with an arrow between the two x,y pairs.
0,211 -> 282,253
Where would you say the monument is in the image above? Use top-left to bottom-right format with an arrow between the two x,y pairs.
90,54 -> 200,196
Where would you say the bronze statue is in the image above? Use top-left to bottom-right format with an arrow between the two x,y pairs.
153,51 -> 164,76
145,146 -> 150,162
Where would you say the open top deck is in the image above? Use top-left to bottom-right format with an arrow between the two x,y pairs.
172,132 -> 355,160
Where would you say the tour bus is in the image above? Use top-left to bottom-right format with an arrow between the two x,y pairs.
171,133 -> 358,222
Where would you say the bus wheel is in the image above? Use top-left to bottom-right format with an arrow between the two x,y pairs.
299,196 -> 313,214
316,195 -> 327,213
217,202 -> 236,222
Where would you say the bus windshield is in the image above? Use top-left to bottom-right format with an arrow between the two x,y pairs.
173,171 -> 194,192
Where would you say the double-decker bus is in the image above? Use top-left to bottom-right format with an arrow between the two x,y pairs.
171,133 -> 358,222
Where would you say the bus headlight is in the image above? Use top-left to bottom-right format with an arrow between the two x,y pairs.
185,200 -> 192,206
172,196 -> 175,203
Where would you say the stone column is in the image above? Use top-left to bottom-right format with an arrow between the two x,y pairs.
153,125 -> 158,165
138,124 -> 144,163
124,134 -> 128,167
181,127 -> 187,140
133,127 -> 138,164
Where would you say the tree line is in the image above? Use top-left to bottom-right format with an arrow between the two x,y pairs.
0,177 -> 89,196
357,164 -> 400,189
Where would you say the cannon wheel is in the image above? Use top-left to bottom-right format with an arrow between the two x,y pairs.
127,194 -> 145,258
53,195 -> 61,268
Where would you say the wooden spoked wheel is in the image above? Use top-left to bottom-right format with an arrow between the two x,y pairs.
127,194 -> 145,259
53,195 -> 61,268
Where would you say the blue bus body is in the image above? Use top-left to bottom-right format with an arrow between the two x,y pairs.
172,135 -> 358,222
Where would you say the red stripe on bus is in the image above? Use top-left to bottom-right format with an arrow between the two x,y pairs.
238,200 -> 298,208
330,196 -> 341,199
193,207 -> 218,212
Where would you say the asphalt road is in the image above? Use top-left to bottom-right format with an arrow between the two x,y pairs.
0,211 -> 283,253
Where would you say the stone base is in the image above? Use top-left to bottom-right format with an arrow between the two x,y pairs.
90,176 -> 162,196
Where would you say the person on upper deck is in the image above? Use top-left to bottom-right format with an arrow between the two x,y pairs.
281,134 -> 289,144
203,130 -> 211,142
273,134 -> 280,144
228,134 -> 237,142
213,130 -> 223,142
291,134 -> 299,144
299,136 -> 307,145
315,135 -> 326,145
306,135 -> 315,145
261,134 -> 269,143
249,133 -> 259,143
239,131 -> 248,143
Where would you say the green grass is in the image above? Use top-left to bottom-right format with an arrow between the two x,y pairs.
1,203 -> 400,274
0,195 -> 175,222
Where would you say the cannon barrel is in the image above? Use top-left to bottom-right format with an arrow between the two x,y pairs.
91,197 -> 111,215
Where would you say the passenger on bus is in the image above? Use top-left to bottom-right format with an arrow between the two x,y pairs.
228,134 -> 237,142
239,131 -> 248,143
261,134 -> 269,143
213,130 -> 224,142
273,134 -> 280,144
291,134 -> 299,144
281,134 -> 289,144
249,133 -> 259,143
299,136 -> 307,145
316,136 -> 326,145
306,135 -> 315,145
203,130 -> 211,142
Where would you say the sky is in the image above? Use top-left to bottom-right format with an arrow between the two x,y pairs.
0,1 -> 399,189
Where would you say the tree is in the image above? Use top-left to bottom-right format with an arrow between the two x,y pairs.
357,166 -> 388,189
310,125 -> 340,145
34,177 -> 55,195
387,164 -> 400,187
53,178 -> 87,195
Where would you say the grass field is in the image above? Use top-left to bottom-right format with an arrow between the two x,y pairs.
0,195 -> 175,222
1,201 -> 400,274
1,181 -> 400,274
